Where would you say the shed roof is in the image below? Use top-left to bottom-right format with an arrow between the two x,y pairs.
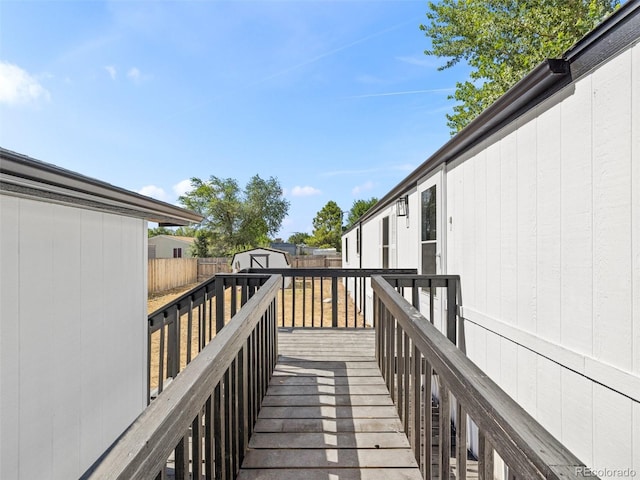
231,247 -> 290,264
0,147 -> 203,226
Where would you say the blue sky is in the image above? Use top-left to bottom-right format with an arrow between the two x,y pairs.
0,0 -> 469,239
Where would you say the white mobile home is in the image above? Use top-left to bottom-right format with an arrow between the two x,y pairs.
343,3 -> 639,476
0,148 -> 202,480
148,234 -> 196,258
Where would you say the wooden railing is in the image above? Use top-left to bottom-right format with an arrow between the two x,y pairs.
147,273 -> 271,403
82,275 -> 281,480
242,268 -> 416,328
372,275 -> 598,480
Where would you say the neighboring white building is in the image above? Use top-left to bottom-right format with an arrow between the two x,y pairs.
343,3 -> 639,477
0,148 -> 202,480
148,234 -> 196,258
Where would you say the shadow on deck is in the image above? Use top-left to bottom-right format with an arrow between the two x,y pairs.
239,329 -> 422,480
82,270 -> 598,480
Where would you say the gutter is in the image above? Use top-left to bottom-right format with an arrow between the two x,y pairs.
0,147 -> 203,226
347,0 -> 640,232
351,58 -> 570,229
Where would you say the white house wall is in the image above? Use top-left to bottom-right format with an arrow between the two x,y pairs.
0,196 -> 148,480
446,43 -> 639,474
149,236 -> 193,258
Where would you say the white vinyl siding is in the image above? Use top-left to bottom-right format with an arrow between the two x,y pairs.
446,44 -> 639,472
0,196 -> 147,480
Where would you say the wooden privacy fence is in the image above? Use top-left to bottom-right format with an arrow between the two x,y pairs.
148,258 -> 232,294
289,255 -> 341,268
197,257 -> 231,281
148,258 -> 198,294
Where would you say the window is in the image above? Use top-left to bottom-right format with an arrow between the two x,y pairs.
173,248 -> 182,258
345,237 -> 349,263
356,228 -> 360,255
382,216 -> 389,268
421,186 -> 437,274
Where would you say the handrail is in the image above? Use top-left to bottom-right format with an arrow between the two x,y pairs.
243,268 -> 417,327
372,275 -> 598,480
83,274 -> 281,480
147,273 -> 271,402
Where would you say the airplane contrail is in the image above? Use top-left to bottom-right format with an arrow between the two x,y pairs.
346,88 -> 454,99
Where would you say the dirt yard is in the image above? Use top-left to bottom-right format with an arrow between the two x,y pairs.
147,276 -> 366,391
148,283 -> 201,314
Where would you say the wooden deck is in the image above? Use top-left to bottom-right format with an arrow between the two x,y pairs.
238,328 -> 423,479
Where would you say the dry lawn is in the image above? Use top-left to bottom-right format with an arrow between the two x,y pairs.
147,276 -> 366,391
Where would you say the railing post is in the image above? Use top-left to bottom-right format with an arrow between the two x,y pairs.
331,276 -> 338,327
447,278 -> 457,345
215,276 -> 225,333
166,308 -> 179,379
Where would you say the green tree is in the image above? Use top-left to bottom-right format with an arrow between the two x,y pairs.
174,226 -> 196,237
421,0 -> 619,133
346,197 -> 378,228
190,230 -> 210,257
178,175 -> 289,256
287,232 -> 311,245
147,226 -> 174,238
309,201 -> 343,251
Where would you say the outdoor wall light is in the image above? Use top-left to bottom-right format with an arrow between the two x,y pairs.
396,195 -> 409,217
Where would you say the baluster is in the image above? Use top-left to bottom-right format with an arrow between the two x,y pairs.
412,344 -> 420,463
302,275 -> 306,326
439,382 -> 451,480
292,276 -> 296,327
457,403 -> 467,480
158,324 -> 165,394
331,276 -> 338,327
397,326 -> 404,423
214,382 -> 225,480
403,331 -> 410,433
175,433 -> 189,480
311,273 -> 316,326
187,298 -> 193,364
224,369 -> 233,479
423,359 -> 432,480
192,410 -> 203,480
205,395 -> 214,480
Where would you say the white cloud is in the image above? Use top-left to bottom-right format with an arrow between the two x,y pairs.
104,65 -> 117,80
138,185 -> 169,201
291,185 -> 321,197
0,62 -> 51,105
172,179 -> 192,197
352,181 -> 375,196
127,67 -> 141,82
127,66 -> 151,84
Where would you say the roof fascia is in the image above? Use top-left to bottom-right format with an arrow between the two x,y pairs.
0,148 -> 203,226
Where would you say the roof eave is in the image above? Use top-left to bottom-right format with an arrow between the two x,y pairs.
0,148 -> 203,226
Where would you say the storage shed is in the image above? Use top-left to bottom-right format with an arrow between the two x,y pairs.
342,3 -> 640,475
0,148 -> 202,480
232,247 -> 290,272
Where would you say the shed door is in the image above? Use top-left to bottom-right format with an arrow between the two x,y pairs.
250,254 -> 269,268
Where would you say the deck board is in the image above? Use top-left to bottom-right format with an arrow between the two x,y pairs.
238,329 -> 422,479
